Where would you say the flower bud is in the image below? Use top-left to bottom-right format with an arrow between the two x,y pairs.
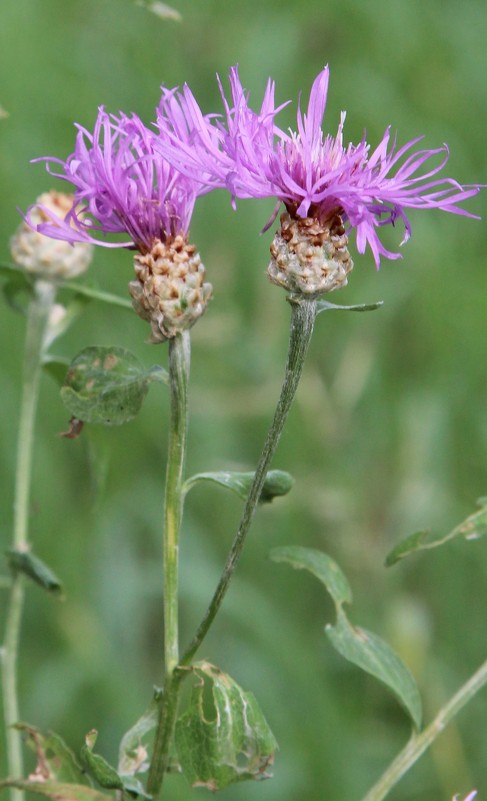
129,236 -> 212,343
11,192 -> 93,279
268,211 -> 353,297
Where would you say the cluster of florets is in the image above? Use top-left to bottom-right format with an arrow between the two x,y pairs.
24,65 -> 481,331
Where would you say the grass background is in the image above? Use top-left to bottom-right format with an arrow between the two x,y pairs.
1,1 -> 487,799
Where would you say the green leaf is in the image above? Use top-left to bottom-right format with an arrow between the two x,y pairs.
183,469 -> 294,504
60,281 -> 133,310
316,299 -> 383,314
0,780 -> 112,801
270,546 -> 352,607
60,346 -> 160,426
80,731 -> 123,790
271,545 -> 422,729
6,550 -> 63,595
175,661 -> 277,790
326,609 -> 422,730
385,497 -> 487,566
14,723 -> 87,784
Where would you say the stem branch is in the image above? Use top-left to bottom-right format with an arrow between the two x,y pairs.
180,297 -> 316,667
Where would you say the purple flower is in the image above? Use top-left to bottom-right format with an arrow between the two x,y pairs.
27,107 -> 209,253
158,66 -> 481,268
156,67 -> 288,202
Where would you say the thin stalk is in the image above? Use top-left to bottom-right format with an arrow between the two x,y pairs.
180,296 -> 317,667
361,657 -> 487,801
146,330 -> 190,798
1,279 -> 56,800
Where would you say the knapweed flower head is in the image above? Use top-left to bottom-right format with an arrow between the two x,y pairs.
27,107 -> 213,341
11,191 -> 93,280
157,66 -> 481,296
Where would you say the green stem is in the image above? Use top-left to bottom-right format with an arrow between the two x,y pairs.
163,330 -> 190,674
146,331 -> 190,798
1,280 -> 56,799
180,296 -> 317,667
361,657 -> 487,801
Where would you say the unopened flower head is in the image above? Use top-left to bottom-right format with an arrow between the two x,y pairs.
11,191 -> 93,280
26,107 -> 213,341
157,66 -> 481,295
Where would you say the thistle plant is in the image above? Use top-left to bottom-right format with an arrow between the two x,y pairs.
0,65 -> 484,801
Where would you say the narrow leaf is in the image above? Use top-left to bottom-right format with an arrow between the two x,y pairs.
316,299 -> 383,314
80,731 -> 123,790
270,545 -> 352,607
60,281 -> 133,309
385,498 -> 487,566
14,723 -> 86,784
183,469 -> 294,504
60,347 -> 155,426
7,550 -> 63,595
272,546 -> 422,728
175,661 -> 277,790
0,781 -> 111,801
326,608 -> 422,729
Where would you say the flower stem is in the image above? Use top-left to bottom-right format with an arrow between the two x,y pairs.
146,330 -> 190,798
361,657 -> 487,801
180,296 -> 317,667
1,279 -> 56,800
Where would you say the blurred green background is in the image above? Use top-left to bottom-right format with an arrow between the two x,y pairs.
1,1 -> 487,799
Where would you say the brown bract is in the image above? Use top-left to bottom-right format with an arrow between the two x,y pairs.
129,236 -> 212,343
268,211 -> 353,297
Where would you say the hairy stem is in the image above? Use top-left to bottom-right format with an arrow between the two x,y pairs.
180,297 -> 317,667
146,330 -> 190,798
1,279 -> 56,800
361,657 -> 487,801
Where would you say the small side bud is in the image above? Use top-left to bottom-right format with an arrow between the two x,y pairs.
129,236 -> 212,343
11,192 -> 93,279
268,212 -> 353,297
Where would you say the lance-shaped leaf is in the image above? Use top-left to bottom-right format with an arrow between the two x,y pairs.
80,731 -> 123,790
326,609 -> 422,730
316,299 -> 383,314
386,498 -> 487,566
60,281 -> 133,309
60,347 -> 166,426
81,730 -> 151,798
183,470 -> 294,504
7,550 -> 63,596
270,546 -> 352,607
270,545 -> 422,729
0,780 -> 112,801
14,723 -> 87,784
175,661 -> 277,790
